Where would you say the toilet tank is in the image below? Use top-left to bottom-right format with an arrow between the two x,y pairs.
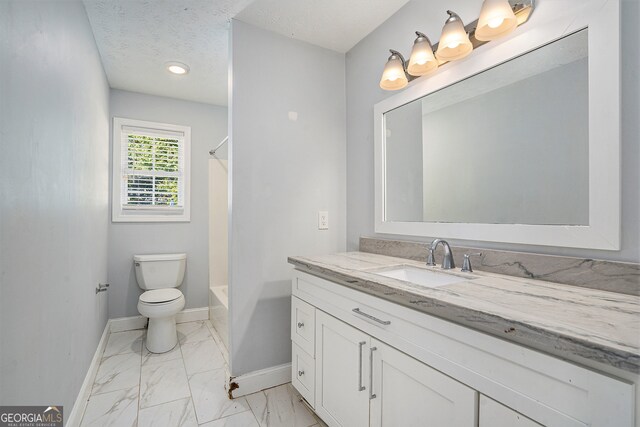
134,253 -> 187,290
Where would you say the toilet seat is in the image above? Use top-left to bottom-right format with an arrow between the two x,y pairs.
139,288 -> 182,304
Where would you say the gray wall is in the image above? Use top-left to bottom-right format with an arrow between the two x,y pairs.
346,0 -> 640,263
108,90 -> 228,318
229,19 -> 347,376
0,0 -> 110,414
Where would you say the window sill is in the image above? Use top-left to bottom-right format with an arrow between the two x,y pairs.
112,211 -> 190,223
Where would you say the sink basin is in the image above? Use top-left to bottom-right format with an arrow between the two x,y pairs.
372,266 -> 470,288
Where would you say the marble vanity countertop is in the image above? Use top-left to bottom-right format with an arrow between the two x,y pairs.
288,252 -> 640,373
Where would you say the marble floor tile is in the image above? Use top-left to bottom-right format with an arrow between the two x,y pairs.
140,358 -> 191,408
189,369 -> 250,424
200,410 -> 260,427
80,386 -> 138,427
142,342 -> 182,366
177,321 -> 212,345
246,384 -> 317,427
91,353 -> 141,396
102,330 -> 144,358
137,397 -> 198,427
205,320 -> 230,365
181,339 -> 225,375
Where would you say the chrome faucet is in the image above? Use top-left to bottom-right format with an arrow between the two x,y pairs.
426,239 -> 455,269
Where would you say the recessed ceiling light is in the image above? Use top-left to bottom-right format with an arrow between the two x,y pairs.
165,61 -> 190,75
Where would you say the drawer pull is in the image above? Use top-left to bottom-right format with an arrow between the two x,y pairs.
298,370 -> 304,377
352,308 -> 391,326
297,322 -> 304,328
369,346 -> 377,400
358,341 -> 366,392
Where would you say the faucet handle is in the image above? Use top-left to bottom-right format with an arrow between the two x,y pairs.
461,252 -> 482,273
426,247 -> 436,266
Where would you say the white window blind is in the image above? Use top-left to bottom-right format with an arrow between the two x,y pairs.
120,126 -> 185,210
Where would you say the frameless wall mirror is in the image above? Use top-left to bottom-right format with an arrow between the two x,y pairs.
374,0 -> 620,250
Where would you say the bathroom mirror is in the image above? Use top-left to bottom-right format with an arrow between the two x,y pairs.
374,0 -> 620,250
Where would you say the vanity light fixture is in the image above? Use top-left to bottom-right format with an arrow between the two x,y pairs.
476,0 -> 518,41
379,50 -> 409,90
379,0 -> 534,91
407,32 -> 439,76
435,11 -> 474,62
165,61 -> 190,75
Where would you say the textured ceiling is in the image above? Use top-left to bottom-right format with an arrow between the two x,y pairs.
83,0 -> 252,106
83,0 -> 410,105
235,0 -> 410,53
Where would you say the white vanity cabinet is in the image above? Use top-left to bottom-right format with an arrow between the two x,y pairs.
369,339 -> 477,426
291,270 -> 636,427
314,310 -> 371,427
479,395 -> 542,427
311,309 -> 477,427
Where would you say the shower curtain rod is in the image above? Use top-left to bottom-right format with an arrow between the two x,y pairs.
209,136 -> 228,156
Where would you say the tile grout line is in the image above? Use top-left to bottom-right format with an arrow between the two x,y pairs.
176,326 -> 197,424
136,329 -> 144,427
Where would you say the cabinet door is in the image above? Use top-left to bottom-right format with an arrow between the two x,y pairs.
315,310 -> 370,427
479,395 -> 543,427
370,340 -> 478,427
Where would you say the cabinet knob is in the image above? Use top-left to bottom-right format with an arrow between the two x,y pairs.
298,370 -> 304,377
297,322 -> 304,328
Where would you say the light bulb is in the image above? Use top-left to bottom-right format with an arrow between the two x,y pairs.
380,50 -> 408,90
407,32 -> 438,76
488,17 -> 505,28
435,11 -> 473,62
165,61 -> 190,75
476,0 -> 517,41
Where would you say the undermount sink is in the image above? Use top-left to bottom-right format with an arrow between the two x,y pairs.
372,266 -> 471,288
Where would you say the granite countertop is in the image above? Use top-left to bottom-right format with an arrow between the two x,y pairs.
288,252 -> 640,373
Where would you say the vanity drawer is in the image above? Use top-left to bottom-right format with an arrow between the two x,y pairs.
292,296 -> 315,356
292,343 -> 315,407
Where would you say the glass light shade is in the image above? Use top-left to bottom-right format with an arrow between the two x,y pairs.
379,52 -> 408,90
407,33 -> 438,76
475,0 -> 517,41
435,11 -> 473,62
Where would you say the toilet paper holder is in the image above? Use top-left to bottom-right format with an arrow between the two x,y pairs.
96,283 -> 110,294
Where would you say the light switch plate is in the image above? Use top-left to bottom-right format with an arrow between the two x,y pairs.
318,211 -> 328,230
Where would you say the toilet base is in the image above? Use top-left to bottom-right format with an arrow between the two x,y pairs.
146,316 -> 179,353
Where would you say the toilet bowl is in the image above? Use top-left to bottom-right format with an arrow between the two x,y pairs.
134,253 -> 187,353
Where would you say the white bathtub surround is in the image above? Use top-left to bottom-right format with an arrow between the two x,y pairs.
78,321 -> 324,426
288,252 -> 640,373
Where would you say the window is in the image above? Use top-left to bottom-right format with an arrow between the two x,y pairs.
112,118 -> 191,222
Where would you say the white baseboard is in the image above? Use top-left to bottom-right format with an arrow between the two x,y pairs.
109,307 -> 209,333
227,363 -> 292,398
67,320 -> 111,427
109,315 -> 147,333
176,307 -> 209,323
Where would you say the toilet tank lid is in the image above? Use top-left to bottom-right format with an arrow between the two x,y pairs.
134,253 -> 187,262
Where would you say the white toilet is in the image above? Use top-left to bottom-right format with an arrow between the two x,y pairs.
134,253 -> 186,353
